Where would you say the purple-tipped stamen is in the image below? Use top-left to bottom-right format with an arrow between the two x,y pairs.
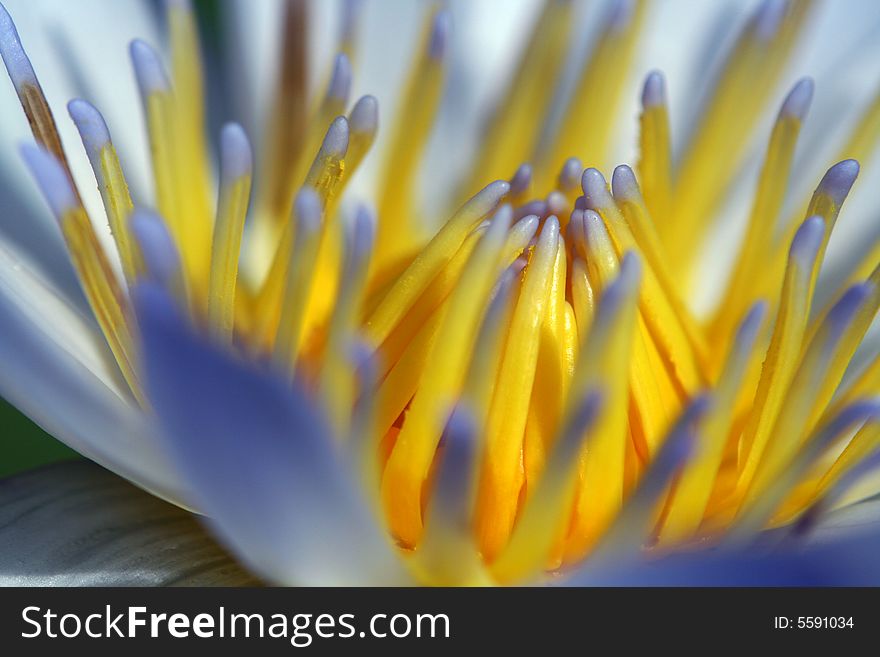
19,143 -> 77,219
819,281 -> 873,340
736,300 -> 769,348
546,191 -> 568,218
0,1 -> 38,91
610,164 -> 642,202
753,0 -> 787,42
350,94 -> 379,136
458,180 -> 511,219
346,203 -> 377,263
606,0 -> 635,32
293,187 -> 323,235
558,157 -> 583,192
219,122 -> 252,185
780,77 -> 814,121
815,159 -> 860,206
327,53 -> 352,103
131,209 -> 181,287
641,70 -> 666,109
789,215 -> 825,266
341,0 -> 364,44
581,168 -> 614,211
514,199 -> 546,221
509,163 -> 532,197
429,10 -> 452,60
433,404 -> 478,514
130,39 -> 171,97
320,115 -> 351,160
67,99 -> 112,169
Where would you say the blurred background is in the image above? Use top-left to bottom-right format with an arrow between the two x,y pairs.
0,398 -> 77,477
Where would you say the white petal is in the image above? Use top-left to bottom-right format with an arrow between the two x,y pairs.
0,242 -> 191,508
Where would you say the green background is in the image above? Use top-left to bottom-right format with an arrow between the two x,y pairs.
0,397 -> 79,477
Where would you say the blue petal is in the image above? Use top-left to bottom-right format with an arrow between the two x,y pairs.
565,529 -> 880,586
135,283 -> 409,585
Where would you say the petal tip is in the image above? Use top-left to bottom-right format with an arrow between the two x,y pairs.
611,164 -> 640,201
350,94 -> 379,135
818,159 -> 860,204
558,157 -> 582,190
294,187 -> 323,233
641,70 -> 666,109
581,168 -> 611,208
130,39 -> 170,95
20,144 -> 77,218
429,10 -> 452,60
509,163 -> 532,196
68,99 -> 111,154
0,1 -> 37,91
323,116 -> 350,158
328,52 -> 352,102
790,215 -> 825,265
130,209 -> 181,285
220,122 -> 253,183
754,0 -> 787,41
780,77 -> 814,121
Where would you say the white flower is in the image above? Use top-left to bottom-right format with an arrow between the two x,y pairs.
1,0 -> 880,586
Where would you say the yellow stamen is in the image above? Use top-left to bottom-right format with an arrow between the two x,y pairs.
736,216 -> 825,491
566,220 -> 654,559
802,423 -> 880,511
523,238 -> 568,496
366,181 -> 510,347
61,207 -> 141,400
383,208 -> 513,548
741,278 -> 878,519
821,353 -> 880,426
468,0 -> 575,188
612,166 -> 710,372
638,72 -> 673,237
68,99 -> 141,287
14,79 -> 141,403
491,390 -> 604,584
771,421 -> 880,526
732,401 -> 877,540
273,191 -> 324,368
254,118 -> 349,347
570,257 -> 595,344
167,0 -> 214,286
670,0 -> 813,276
584,170 -> 706,394
709,79 -> 811,357
319,208 -> 375,437
132,41 -> 200,289
374,216 -> 536,450
476,217 -> 560,561
537,0 -> 646,184
742,283 -> 873,498
207,124 -> 252,343
659,302 -> 766,545
375,9 -> 450,267
289,53 -> 351,217
416,408 -> 492,586
460,267 -> 521,429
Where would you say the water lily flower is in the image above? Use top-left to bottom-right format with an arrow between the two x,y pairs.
1,0 -> 880,586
